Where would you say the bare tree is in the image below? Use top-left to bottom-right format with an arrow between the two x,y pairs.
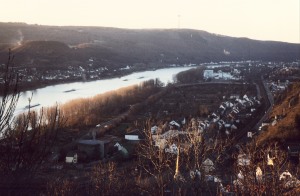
90,161 -> 139,195
232,141 -> 292,195
136,118 -> 234,195
137,120 -> 175,196
1,105 -> 64,173
0,50 -> 19,137
178,121 -> 233,195
0,52 -> 66,194
45,178 -> 75,196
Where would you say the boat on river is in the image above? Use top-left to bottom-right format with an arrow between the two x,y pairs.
24,104 -> 40,109
63,89 -> 76,93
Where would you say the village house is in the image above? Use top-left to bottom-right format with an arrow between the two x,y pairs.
202,158 -> 215,173
70,135 -> 119,162
237,153 -> 251,166
65,152 -> 78,164
125,129 -> 144,142
287,143 -> 300,158
169,120 -> 181,130
77,139 -> 103,160
203,70 -> 214,79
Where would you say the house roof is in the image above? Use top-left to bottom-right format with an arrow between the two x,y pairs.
151,126 -> 158,132
125,135 -> 140,141
66,151 -> 77,157
203,158 -> 214,166
77,139 -> 103,145
169,120 -> 180,127
288,144 -> 300,152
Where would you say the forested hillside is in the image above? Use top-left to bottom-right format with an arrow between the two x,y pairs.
0,22 -> 299,70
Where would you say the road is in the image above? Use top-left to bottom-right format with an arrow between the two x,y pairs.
254,77 -> 274,131
233,77 -> 273,143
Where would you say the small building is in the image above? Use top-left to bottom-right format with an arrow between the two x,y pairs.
287,143 -> 300,157
202,158 -> 215,173
125,129 -> 144,142
125,135 -> 139,141
77,139 -> 110,160
151,126 -> 158,134
99,140 -> 111,159
169,120 -> 180,130
77,140 -> 101,160
203,70 -> 214,79
65,152 -> 78,163
114,142 -> 138,160
238,153 -> 251,166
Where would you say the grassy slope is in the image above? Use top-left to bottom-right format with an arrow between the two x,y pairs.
257,82 -> 300,144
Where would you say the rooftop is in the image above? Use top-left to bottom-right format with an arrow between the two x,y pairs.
77,139 -> 104,145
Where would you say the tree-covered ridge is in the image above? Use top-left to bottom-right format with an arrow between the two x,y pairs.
1,22 -> 299,69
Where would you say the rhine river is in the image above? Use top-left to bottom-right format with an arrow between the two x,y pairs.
14,66 -> 195,115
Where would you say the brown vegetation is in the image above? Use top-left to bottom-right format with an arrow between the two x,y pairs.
61,79 -> 162,128
232,141 -> 296,195
135,119 -> 233,195
257,82 -> 300,144
176,66 -> 205,83
0,53 -> 66,194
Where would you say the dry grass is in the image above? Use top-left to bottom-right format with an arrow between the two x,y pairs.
60,80 -> 160,128
257,82 -> 300,144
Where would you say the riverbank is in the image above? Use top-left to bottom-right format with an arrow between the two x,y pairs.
10,66 -> 195,113
1,64 -> 195,96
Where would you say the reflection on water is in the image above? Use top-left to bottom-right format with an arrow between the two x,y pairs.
15,66 -> 194,113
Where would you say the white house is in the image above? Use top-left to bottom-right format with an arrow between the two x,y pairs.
238,153 -> 251,166
203,70 -> 214,79
125,135 -> 140,141
202,158 -> 215,173
66,152 -> 78,164
151,125 -> 158,134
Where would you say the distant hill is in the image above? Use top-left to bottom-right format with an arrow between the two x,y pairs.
0,22 -> 299,69
257,82 -> 300,144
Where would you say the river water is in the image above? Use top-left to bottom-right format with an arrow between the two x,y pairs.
14,66 -> 195,115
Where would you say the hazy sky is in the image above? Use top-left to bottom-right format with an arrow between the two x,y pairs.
1,0 -> 299,43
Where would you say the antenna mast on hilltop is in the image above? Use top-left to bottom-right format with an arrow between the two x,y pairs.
177,14 -> 181,29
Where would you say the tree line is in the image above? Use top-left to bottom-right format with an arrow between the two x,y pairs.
60,79 -> 163,128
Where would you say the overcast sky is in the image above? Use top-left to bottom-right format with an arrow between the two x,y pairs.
1,0 -> 299,43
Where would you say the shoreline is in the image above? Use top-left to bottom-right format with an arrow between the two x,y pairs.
1,65 -> 194,96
